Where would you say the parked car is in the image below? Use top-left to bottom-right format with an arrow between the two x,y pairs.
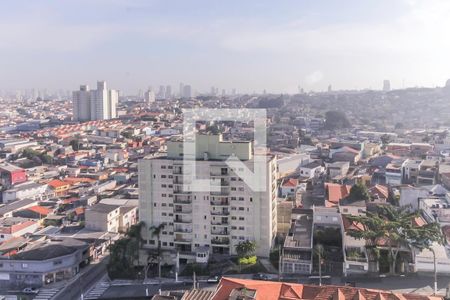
22,287 -> 39,294
252,273 -> 269,280
207,275 -> 221,283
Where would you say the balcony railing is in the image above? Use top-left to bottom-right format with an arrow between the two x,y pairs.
211,238 -> 230,245
174,218 -> 192,224
174,209 -> 192,214
211,230 -> 229,236
173,198 -> 192,204
210,200 -> 229,206
211,210 -> 230,216
174,237 -> 192,243
211,220 -> 229,226
174,227 -> 193,233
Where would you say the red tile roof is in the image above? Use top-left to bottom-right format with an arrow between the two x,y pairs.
342,215 -> 365,232
47,179 -> 71,189
26,206 -> 52,216
283,178 -> 299,187
369,185 -> 389,199
325,183 -> 352,204
212,278 -> 442,300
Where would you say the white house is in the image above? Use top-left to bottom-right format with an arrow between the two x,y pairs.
299,161 -> 324,179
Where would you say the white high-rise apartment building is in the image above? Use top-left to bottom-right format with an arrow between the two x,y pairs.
139,134 -> 277,262
73,81 -> 118,121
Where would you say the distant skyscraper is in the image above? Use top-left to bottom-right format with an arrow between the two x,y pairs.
165,85 -> 172,99
210,86 -> 216,96
182,85 -> 192,99
221,89 -> 226,96
157,85 -> 166,100
383,80 -> 391,92
73,81 -> 118,122
179,82 -> 184,98
328,84 -> 332,92
232,88 -> 236,95
144,88 -> 156,103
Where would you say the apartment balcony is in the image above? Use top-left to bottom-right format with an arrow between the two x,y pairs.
174,208 -> 192,214
173,167 -> 192,175
173,197 -> 192,205
211,229 -> 229,236
211,179 -> 230,187
210,170 -> 229,177
211,237 -> 230,245
210,200 -> 229,206
173,176 -> 191,184
211,209 -> 230,216
211,220 -> 229,226
210,187 -> 230,196
174,237 -> 192,244
174,227 -> 193,234
173,189 -> 192,195
174,218 -> 192,224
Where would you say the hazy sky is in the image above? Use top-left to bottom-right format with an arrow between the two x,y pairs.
1,0 -> 450,94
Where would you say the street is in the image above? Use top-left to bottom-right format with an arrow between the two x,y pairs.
52,257 -> 109,300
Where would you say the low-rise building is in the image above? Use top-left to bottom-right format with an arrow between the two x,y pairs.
85,203 -> 121,232
0,217 -> 39,242
281,209 -> 313,275
0,237 -> 89,289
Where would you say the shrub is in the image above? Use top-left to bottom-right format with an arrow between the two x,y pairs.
239,255 -> 257,265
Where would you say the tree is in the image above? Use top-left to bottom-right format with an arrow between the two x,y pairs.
346,205 -> 444,275
380,134 -> 391,146
235,240 -> 256,258
69,139 -> 80,151
107,222 -> 145,279
314,244 -> 325,286
324,111 -> 351,129
348,183 -> 370,201
149,223 -> 166,278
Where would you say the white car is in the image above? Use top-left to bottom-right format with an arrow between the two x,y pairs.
22,287 -> 39,294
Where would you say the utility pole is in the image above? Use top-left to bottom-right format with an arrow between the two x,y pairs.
432,248 -> 437,295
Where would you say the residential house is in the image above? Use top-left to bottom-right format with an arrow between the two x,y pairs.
299,161 -> 324,179
2,182 -> 49,203
85,203 -> 121,232
210,277 -> 441,300
47,179 -> 72,196
280,178 -> 299,198
0,217 -> 39,242
281,209 -> 313,275
326,161 -> 350,181
324,183 -> 351,207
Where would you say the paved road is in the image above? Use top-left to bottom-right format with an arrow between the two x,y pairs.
52,257 -> 109,300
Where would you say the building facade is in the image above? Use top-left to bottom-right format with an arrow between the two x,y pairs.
139,134 -> 277,262
72,81 -> 118,121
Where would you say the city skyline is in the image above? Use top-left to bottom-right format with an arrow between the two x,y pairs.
1,0 -> 450,93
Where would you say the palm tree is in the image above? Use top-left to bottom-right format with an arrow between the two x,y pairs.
149,223 -> 165,278
346,205 -> 444,275
235,240 -> 256,258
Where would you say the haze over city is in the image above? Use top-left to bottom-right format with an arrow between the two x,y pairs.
1,1 -> 450,300
1,0 -> 450,93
